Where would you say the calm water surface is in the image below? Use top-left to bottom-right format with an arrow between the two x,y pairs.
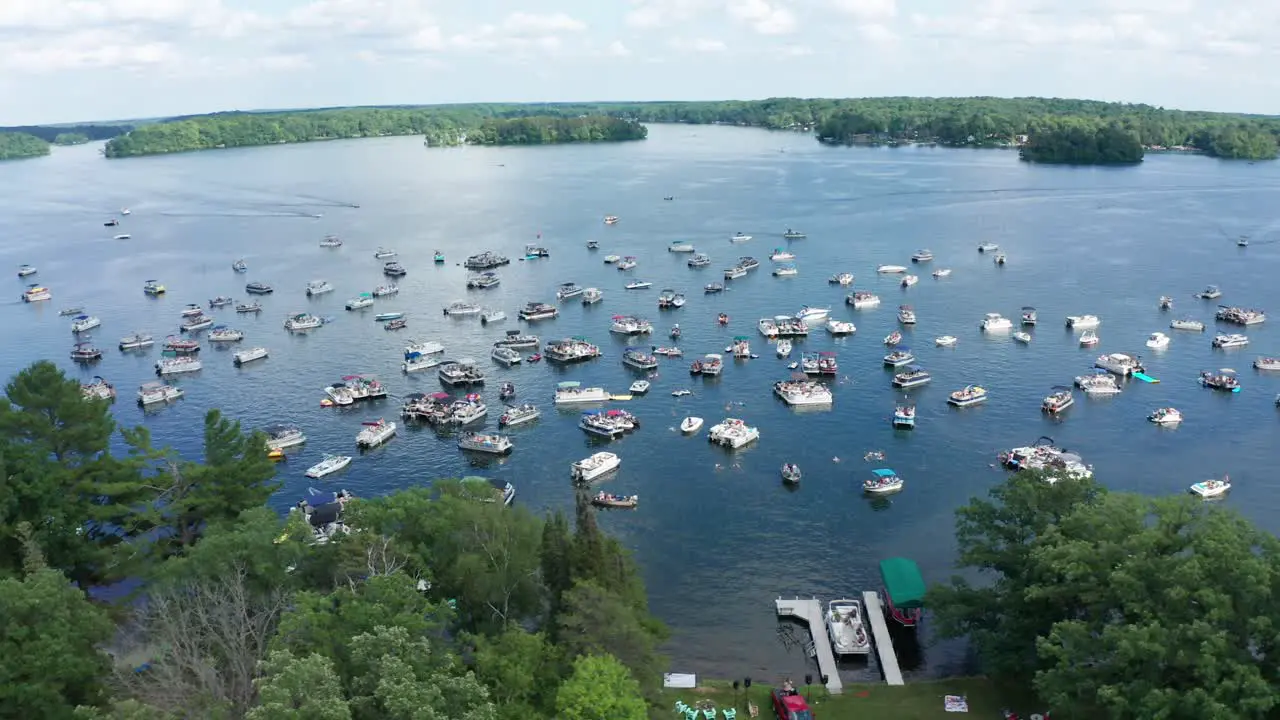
3,125 -> 1280,683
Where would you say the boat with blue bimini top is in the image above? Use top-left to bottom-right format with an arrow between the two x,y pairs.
864,468 -> 904,495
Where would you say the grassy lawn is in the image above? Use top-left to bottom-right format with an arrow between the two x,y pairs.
655,678 -> 1050,720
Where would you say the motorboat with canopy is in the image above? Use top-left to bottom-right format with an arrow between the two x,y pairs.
879,557 -> 925,628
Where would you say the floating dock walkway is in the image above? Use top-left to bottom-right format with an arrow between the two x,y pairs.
774,597 -> 843,694
861,591 -> 904,685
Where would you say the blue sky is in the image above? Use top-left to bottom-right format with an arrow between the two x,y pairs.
1,0 -> 1277,125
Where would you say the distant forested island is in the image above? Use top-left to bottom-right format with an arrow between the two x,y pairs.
0,132 -> 50,160
4,97 -> 1278,162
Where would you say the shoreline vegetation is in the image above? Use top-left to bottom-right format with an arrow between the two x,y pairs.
2,96 -> 1276,163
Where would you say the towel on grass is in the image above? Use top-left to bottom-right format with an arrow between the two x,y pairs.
944,695 -> 969,712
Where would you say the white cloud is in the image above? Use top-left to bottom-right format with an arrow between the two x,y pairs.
678,37 -> 728,53
830,0 -> 896,21
0,31 -> 177,72
727,0 -> 797,35
626,0 -> 715,29
502,12 -> 587,34
606,40 -> 632,57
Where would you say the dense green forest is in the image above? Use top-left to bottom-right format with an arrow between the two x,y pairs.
54,132 -> 91,146
0,123 -> 130,142
466,116 -> 646,145
1,361 -> 664,719
0,131 -> 51,160
96,98 -> 1280,160
1018,121 -> 1144,164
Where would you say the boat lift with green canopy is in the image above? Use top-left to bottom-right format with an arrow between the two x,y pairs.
879,557 -> 925,628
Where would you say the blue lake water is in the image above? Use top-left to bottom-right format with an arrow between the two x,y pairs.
2,125 -> 1279,683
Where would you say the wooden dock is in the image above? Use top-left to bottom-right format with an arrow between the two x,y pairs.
861,591 -> 904,685
774,597 -> 843,695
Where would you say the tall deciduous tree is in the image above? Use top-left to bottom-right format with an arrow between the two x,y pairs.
471,626 -> 560,720
556,580 -> 667,697
345,625 -> 495,720
247,651 -> 351,720
554,654 -> 647,720
0,565 -> 114,716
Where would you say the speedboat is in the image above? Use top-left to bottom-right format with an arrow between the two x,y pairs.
119,332 -> 154,350
948,385 -> 989,407
625,280 -> 652,290
284,313 -> 322,331
236,301 -> 263,313
1171,318 -> 1205,331
1146,332 -> 1170,349
143,280 -> 166,295
498,403 -> 540,428
863,468 -> 904,494
1079,330 -> 1100,347
795,306 -> 830,322
688,253 -> 712,268
1255,357 -> 1280,371
319,234 -> 343,248
591,492 -> 638,509
724,265 -> 747,280
17,264 -> 36,277
480,309 -> 506,324
1021,306 -> 1037,325
629,380 -> 650,394
704,282 -> 723,294
825,599 -> 871,654
444,301 -> 482,316
781,463 -> 802,485
59,306 -> 84,316
208,326 -> 244,343
883,348 -> 914,367
1149,407 -> 1183,425
877,264 -> 907,274
826,319 -> 856,335
233,347 -> 269,365
113,234 -> 131,240
374,248 -> 397,259
346,293 -> 374,310
799,351 -> 837,376
730,232 -> 752,242
782,229 -> 806,239
581,288 -> 604,304
232,259 -> 247,272
137,381 -> 182,406
993,253 -> 1007,265
910,249 -> 934,263
604,215 -> 620,224
71,314 -> 101,333
556,282 -> 584,300
770,248 -> 795,261
829,272 -> 854,286
897,305 -> 916,325
603,254 -> 621,264
491,346 -> 523,366
847,291 -> 879,308
772,264 -> 798,277
356,419 -> 397,448
1095,353 -> 1145,376
776,339 -> 792,357
586,240 -> 599,250
977,242 -> 999,252
1042,386 -> 1074,414
657,288 -> 680,308
884,330 -> 902,346
1198,285 -> 1223,300
680,416 -> 703,433
1075,371 -> 1121,395
1066,315 -> 1101,329
1190,477 -> 1231,499
1013,331 -> 1032,344
306,280 -> 334,296
617,256 -> 638,270
932,268 -> 952,278
668,240 -> 696,253
1212,333 -> 1249,349
935,335 -> 957,347
900,274 -> 918,287
571,452 -> 621,483
982,313 -> 1013,332
306,454 -> 352,479
1159,296 -> 1174,310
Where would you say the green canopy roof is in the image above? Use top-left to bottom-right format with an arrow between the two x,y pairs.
880,557 -> 925,608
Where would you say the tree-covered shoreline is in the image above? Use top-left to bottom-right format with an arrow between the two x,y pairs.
91,97 -> 1280,161
0,131 -> 51,160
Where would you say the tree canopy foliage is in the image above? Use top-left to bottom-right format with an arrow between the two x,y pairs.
98,97 -> 1280,160
0,131 -> 51,160
929,470 -> 1280,719
1019,121 -> 1144,164
0,124 -> 129,143
54,132 -> 91,146
0,361 -> 667,719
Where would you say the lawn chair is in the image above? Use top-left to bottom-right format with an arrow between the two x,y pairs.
747,700 -> 759,718
675,701 -> 690,715
723,709 -> 738,720
702,709 -> 716,720
683,708 -> 699,720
